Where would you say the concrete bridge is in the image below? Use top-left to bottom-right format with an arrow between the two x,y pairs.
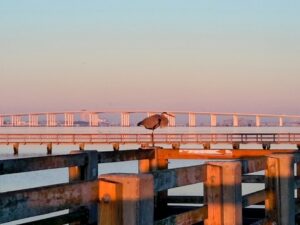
1,110 -> 300,127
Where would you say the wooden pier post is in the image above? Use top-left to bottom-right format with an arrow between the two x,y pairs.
69,150 -> 98,224
99,174 -> 154,225
265,154 -> 295,225
205,161 -> 242,225
138,148 -> 168,219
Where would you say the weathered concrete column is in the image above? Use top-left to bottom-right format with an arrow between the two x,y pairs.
210,114 -> 217,127
46,143 -> 52,155
188,112 -> 196,127
13,143 -> 19,155
265,154 -> 295,225
69,150 -> 98,224
205,161 -> 242,225
99,174 -> 154,225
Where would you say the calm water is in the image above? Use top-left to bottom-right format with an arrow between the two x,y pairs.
0,126 -> 299,224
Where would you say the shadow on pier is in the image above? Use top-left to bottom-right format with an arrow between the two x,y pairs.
1,148 -> 300,224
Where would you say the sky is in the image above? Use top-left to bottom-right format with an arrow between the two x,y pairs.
0,1 -> 299,114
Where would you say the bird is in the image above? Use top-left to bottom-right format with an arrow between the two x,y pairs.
137,112 -> 174,146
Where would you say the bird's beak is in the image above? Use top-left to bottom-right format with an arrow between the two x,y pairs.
166,113 -> 175,117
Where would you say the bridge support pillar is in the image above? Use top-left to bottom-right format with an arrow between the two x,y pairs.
47,143 -> 52,155
203,143 -> 211,150
121,112 -> 130,127
210,114 -> 217,127
13,143 -> 19,155
233,114 -> 239,127
0,116 -> 3,126
232,143 -> 240,149
188,113 -> 196,127
279,116 -> 284,127
113,143 -> 120,151
79,143 -> 85,151
256,115 -> 261,127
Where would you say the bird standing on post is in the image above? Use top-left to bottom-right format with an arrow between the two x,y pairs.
137,112 -> 174,147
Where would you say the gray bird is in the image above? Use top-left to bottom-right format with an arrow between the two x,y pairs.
137,112 -> 174,146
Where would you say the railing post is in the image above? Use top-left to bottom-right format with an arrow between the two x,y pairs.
138,147 -> 168,219
69,150 -> 98,224
205,161 -> 242,225
99,174 -> 154,225
265,154 -> 295,225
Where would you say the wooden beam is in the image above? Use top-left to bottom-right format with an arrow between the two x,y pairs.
98,149 -> 154,163
152,165 -> 206,192
0,181 -> 98,224
242,190 -> 266,207
242,175 -> 265,183
21,207 -> 89,225
0,153 -> 86,175
156,149 -> 297,160
154,206 -> 207,225
241,157 -> 266,174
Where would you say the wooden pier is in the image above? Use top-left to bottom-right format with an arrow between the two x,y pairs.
1,148 -> 300,224
1,133 -> 300,154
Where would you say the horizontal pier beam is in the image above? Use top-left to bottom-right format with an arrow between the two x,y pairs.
154,206 -> 207,225
98,149 -> 154,163
152,165 -> 206,192
0,153 -> 87,175
0,181 -> 98,223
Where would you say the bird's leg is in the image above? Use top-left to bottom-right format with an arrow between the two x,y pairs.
151,130 -> 155,147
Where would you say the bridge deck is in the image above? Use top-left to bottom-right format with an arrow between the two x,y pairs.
0,133 -> 300,145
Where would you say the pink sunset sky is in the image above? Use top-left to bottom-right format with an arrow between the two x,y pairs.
1,1 -> 299,114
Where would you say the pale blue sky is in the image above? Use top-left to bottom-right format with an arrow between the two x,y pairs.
0,1 -> 299,114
